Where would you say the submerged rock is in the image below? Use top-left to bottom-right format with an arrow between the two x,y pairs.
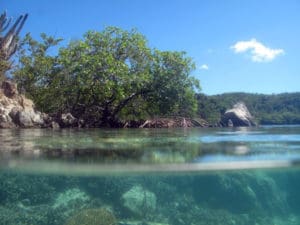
52,188 -> 90,209
119,221 -> 169,225
64,208 -> 117,225
121,185 -> 157,217
192,172 -> 288,216
52,188 -> 91,219
221,102 -> 256,127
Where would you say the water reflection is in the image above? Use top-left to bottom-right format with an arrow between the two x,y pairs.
0,126 -> 300,168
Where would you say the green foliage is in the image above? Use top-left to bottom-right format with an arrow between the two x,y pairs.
14,33 -> 63,110
197,92 -> 300,125
0,40 -> 12,82
13,27 -> 199,126
145,50 -> 200,117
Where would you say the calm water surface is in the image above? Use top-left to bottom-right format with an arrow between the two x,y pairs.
0,126 -> 300,225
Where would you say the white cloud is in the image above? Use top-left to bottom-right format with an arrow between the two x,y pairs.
231,38 -> 284,62
199,64 -> 209,70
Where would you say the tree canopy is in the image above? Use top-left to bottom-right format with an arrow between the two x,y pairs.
13,27 -> 200,127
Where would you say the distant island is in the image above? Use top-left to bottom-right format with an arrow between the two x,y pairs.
197,92 -> 300,126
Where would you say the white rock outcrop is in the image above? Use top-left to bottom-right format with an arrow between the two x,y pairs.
221,102 -> 256,127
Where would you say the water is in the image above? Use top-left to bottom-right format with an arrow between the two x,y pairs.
1,126 -> 300,225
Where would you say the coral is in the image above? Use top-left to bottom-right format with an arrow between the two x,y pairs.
52,188 -> 90,209
64,208 -> 117,225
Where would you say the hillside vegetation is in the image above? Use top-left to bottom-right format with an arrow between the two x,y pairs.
197,92 -> 300,125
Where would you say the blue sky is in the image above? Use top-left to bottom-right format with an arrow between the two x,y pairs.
2,0 -> 300,95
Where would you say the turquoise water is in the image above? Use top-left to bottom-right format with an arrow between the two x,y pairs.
1,126 -> 300,225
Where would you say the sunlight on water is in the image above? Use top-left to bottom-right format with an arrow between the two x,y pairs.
200,134 -> 300,143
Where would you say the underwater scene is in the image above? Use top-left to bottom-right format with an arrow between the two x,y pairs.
1,126 -> 300,225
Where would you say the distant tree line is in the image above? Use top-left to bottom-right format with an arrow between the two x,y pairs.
197,92 -> 300,125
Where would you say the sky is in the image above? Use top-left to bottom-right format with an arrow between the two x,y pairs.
1,0 -> 300,95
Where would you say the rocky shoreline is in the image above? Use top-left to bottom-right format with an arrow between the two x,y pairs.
0,80 -> 96,129
0,80 -> 256,129
0,80 -> 44,128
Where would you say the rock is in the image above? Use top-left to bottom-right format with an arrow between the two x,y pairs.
0,81 -> 46,128
50,121 -> 60,129
139,117 -> 208,128
60,113 -> 78,127
227,119 -> 233,127
20,95 -> 34,109
8,107 -> 20,122
192,171 -> 287,216
121,185 -> 157,217
41,112 -> 50,122
119,221 -> 170,225
0,110 -> 11,123
0,107 -> 15,128
30,110 -> 44,125
1,80 -> 18,98
52,188 -> 91,219
221,102 -> 256,127
13,109 -> 43,128
0,120 -> 15,128
0,104 -> 15,128
64,208 -> 117,225
15,110 -> 33,127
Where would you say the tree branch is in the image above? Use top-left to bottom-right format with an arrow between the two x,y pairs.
112,89 -> 152,117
